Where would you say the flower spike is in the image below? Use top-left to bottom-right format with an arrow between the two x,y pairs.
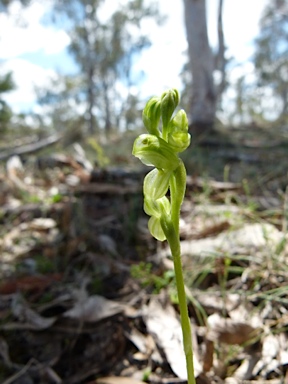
132,89 -> 196,384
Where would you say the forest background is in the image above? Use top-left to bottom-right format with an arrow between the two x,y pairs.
1,0 -> 287,137
0,1 -> 288,383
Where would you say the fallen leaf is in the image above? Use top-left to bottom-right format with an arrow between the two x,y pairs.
203,339 -> 214,372
63,294 -> 126,322
0,273 -> 62,294
143,295 -> 202,380
9,295 -> 56,330
196,220 -> 231,238
233,355 -> 261,380
125,327 -> 154,355
95,377 -> 147,384
28,217 -> 57,231
251,333 -> 281,378
207,313 -> 261,345
160,223 -> 283,259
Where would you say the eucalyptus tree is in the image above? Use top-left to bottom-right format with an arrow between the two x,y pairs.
0,0 -> 30,10
53,0 -> 161,134
183,0 -> 226,131
253,0 -> 288,122
0,0 -> 30,130
0,71 -> 15,130
36,74 -> 87,135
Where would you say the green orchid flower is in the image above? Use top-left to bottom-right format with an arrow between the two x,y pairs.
143,168 -> 172,200
161,88 -> 180,133
132,89 -> 196,384
142,96 -> 161,137
167,109 -> 191,152
132,134 -> 180,170
144,196 -> 171,241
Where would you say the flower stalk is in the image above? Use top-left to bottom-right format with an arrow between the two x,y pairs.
132,89 -> 196,384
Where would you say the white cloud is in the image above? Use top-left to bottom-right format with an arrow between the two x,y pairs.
133,0 -> 187,98
0,1 -> 70,59
208,0 -> 270,63
0,1 -> 69,113
134,46 -> 186,99
43,29 -> 70,55
1,58 -> 56,112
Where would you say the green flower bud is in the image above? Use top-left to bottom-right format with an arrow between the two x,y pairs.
143,168 -> 171,200
169,109 -> 188,132
168,130 -> 191,153
144,196 -> 171,218
167,109 -> 191,152
132,134 -> 180,170
145,196 -> 171,241
142,96 -> 161,136
148,216 -> 166,241
161,88 -> 179,129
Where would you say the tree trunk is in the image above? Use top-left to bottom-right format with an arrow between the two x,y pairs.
183,0 -> 216,130
215,0 -> 226,98
102,79 -> 112,134
87,65 -> 96,134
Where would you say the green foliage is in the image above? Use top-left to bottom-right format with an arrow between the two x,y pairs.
141,367 -> 152,382
34,254 -> 56,274
0,72 -> 15,128
130,262 -> 175,294
0,72 -> 14,93
89,276 -> 103,295
0,100 -> 12,125
48,0 -> 162,134
0,0 -> 30,9
35,74 -> 88,133
50,193 -> 64,204
87,137 -> 109,167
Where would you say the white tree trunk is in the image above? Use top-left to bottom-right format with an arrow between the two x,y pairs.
183,0 -> 216,126
215,0 -> 226,98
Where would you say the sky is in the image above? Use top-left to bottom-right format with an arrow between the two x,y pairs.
0,0 -> 269,116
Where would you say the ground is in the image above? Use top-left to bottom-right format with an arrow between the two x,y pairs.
0,123 -> 288,383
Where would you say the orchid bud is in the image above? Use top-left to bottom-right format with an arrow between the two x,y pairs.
161,88 -> 179,129
142,96 -> 161,136
148,216 -> 166,241
145,196 -> 171,241
132,134 -> 180,170
146,196 -> 171,241
169,109 -> 188,131
168,130 -> 191,153
144,168 -> 171,200
168,109 -> 191,152
144,196 -> 171,218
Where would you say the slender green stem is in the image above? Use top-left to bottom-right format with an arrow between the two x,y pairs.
161,217 -> 196,384
170,161 -> 186,236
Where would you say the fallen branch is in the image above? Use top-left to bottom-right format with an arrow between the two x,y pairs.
0,133 -> 62,161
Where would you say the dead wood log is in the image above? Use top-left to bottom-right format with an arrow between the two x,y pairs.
0,133 -> 62,161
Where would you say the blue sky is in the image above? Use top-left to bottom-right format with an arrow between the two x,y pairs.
0,0 -> 269,117
19,50 -> 77,73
